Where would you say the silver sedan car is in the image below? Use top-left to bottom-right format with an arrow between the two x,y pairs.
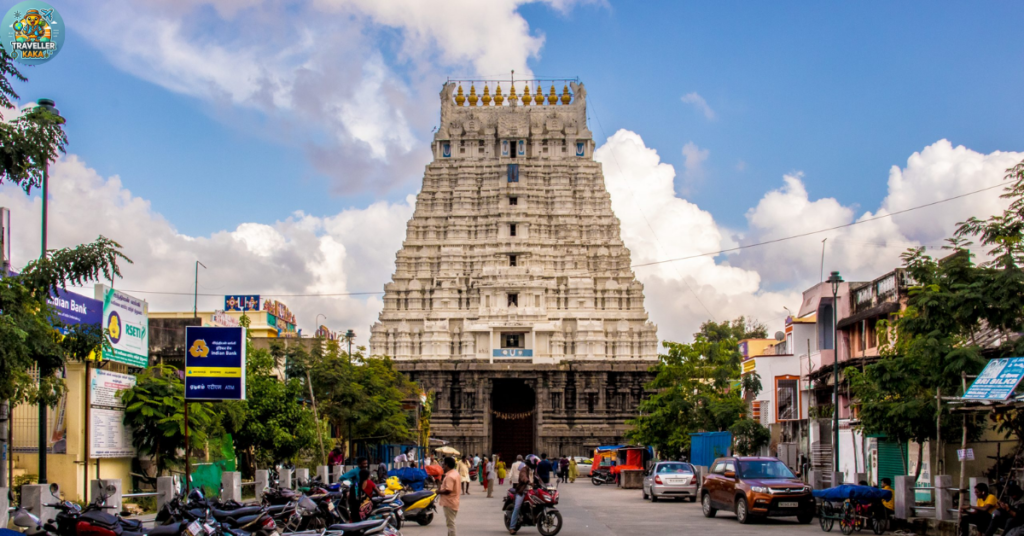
642,461 -> 698,502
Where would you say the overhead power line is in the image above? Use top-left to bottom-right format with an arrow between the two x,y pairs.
109,182 -> 1004,300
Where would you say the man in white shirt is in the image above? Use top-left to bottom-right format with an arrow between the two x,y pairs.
508,454 -> 524,491
485,456 -> 498,498
394,451 -> 408,468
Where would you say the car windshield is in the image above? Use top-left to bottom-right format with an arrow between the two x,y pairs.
656,463 -> 693,474
738,460 -> 795,479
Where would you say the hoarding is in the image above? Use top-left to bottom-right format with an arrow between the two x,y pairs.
962,357 -> 1024,400
102,289 -> 148,367
185,326 -> 246,401
89,368 -> 136,458
224,295 -> 260,312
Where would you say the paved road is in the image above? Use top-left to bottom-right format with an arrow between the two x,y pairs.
402,479 -> 825,536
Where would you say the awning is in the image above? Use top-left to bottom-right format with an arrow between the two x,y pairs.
836,301 -> 901,329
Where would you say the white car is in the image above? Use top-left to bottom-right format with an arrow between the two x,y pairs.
643,461 -> 699,502
572,456 -> 593,477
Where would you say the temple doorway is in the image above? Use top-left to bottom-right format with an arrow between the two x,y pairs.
491,379 -> 535,460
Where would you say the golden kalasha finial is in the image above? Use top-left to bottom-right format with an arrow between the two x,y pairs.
548,84 -> 558,105
468,84 -> 479,106
522,84 -> 533,105
561,84 -> 571,105
509,82 -> 518,105
536,84 -> 544,104
455,84 -> 466,106
494,83 -> 504,106
482,84 -> 492,106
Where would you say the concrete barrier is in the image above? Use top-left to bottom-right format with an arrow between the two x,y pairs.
331,465 -> 343,484
808,470 -> 824,490
156,476 -> 176,512
221,472 -> 241,502
90,479 -> 123,512
22,483 -> 60,525
317,465 -> 329,484
1,487 -> 8,528
935,475 -> 953,521
894,475 -> 914,520
255,470 -> 269,497
280,468 -> 292,489
295,468 -> 309,485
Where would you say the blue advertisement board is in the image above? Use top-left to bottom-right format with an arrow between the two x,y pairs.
963,357 -> 1024,400
185,326 -> 246,401
47,288 -> 102,331
224,295 -> 260,312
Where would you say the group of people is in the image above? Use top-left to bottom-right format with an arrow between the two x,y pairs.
961,481 -> 1024,536
451,453 -> 506,497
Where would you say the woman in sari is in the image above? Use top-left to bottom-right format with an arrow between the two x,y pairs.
568,458 -> 578,483
497,457 -> 507,485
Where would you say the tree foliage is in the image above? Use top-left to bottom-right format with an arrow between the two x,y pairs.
731,418 -> 771,455
120,364 -> 219,474
696,316 -> 769,343
626,334 -> 750,459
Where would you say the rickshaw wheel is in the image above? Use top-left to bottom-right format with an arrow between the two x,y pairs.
840,518 -> 855,535
820,515 -> 834,532
871,517 -> 885,535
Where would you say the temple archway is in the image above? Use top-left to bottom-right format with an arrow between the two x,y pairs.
490,379 -> 535,459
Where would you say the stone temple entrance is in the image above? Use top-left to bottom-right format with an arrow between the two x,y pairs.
491,379 -> 535,459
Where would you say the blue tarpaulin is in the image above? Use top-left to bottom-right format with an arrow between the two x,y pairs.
387,467 -> 428,491
812,485 -> 893,501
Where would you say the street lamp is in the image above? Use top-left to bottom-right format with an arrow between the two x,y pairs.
316,314 -> 327,334
826,270 -> 844,472
193,261 -> 206,319
36,98 -> 64,484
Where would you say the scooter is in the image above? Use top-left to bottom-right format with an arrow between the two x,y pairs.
502,486 -> 563,536
398,488 -> 437,526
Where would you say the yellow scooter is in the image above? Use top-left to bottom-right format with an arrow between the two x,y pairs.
400,488 -> 439,526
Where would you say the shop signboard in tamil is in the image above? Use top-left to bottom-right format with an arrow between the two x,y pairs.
963,357 -> 1024,400
47,288 -> 102,331
185,326 -> 246,401
102,288 -> 149,367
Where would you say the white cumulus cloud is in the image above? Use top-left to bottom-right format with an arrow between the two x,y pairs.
681,92 -> 716,120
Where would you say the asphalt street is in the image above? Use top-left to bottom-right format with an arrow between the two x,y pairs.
402,478 -> 826,536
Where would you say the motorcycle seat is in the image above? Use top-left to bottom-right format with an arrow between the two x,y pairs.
144,523 -> 185,536
401,490 -> 434,504
212,506 -> 262,519
327,519 -> 386,531
223,514 -> 261,527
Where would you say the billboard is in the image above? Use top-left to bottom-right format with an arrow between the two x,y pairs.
224,295 -> 260,312
102,289 -> 149,367
89,368 -> 136,458
47,288 -> 102,330
185,326 -> 246,401
963,357 -> 1024,400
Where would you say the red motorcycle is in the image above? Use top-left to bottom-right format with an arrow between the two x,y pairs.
502,486 -> 563,536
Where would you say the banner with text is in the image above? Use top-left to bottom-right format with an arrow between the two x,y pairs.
89,368 -> 137,458
102,289 -> 149,367
185,326 -> 247,401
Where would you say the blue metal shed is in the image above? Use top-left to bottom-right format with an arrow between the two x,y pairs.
689,431 -> 732,467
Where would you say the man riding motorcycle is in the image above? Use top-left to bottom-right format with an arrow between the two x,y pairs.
509,454 -> 541,534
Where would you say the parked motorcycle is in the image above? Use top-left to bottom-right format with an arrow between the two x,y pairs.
397,488 -> 437,526
502,486 -> 563,536
590,471 -> 613,486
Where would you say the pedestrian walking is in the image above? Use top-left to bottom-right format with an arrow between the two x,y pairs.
479,456 -> 487,488
568,457 -> 578,483
559,455 -> 569,483
486,456 -> 497,498
458,456 -> 471,495
497,457 -> 507,485
537,453 -> 553,485
438,457 -> 461,536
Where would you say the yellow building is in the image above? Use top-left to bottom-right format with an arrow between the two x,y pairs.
738,338 -> 777,360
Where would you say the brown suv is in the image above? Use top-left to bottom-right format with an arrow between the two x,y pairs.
700,456 -> 814,524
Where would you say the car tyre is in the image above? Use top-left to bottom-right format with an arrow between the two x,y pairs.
798,512 -> 814,525
702,493 -> 717,518
642,486 -> 649,500
736,496 -> 753,524
651,493 -> 658,503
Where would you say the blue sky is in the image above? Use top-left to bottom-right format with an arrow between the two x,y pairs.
3,0 -> 1023,342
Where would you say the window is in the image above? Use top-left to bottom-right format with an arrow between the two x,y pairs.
738,460 -> 795,479
507,293 -> 518,307
507,163 -> 519,182
509,197 -> 518,206
510,223 -> 517,237
503,334 -> 521,348
509,255 -> 517,267
656,463 -> 693,475
587,393 -> 597,413
712,462 -> 727,474
776,376 -> 799,421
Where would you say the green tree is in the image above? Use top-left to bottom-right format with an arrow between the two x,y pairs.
697,316 -> 768,343
730,418 -> 771,455
627,336 -> 750,459
311,343 -> 416,451
120,364 -> 220,474
232,316 -> 320,475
